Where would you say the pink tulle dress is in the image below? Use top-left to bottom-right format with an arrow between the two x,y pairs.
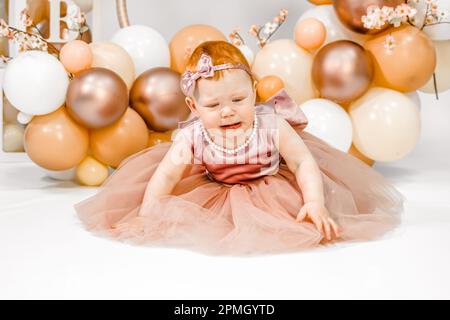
74,90 -> 405,256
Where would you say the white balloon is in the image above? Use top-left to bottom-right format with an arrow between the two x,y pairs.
112,25 -> 170,76
405,91 -> 422,111
73,0 -> 93,13
17,112 -> 34,125
44,167 -> 77,181
3,51 -> 69,116
300,98 -> 353,152
237,44 -> 254,65
296,5 -> 369,47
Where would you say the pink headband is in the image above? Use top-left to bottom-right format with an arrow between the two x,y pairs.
180,53 -> 252,96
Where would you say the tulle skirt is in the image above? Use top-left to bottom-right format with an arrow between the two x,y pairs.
74,129 -> 405,256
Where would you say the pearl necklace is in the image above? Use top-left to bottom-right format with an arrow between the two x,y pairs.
200,114 -> 258,155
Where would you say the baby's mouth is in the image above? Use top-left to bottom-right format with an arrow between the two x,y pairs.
220,122 -> 242,130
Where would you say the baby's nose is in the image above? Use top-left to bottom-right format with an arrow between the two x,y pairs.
220,105 -> 235,116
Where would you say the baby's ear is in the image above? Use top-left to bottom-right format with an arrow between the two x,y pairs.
185,96 -> 197,114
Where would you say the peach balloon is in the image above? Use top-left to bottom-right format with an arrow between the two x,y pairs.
90,42 -> 135,89
420,40 -> 450,94
256,76 -> 285,102
24,107 -> 89,170
348,143 -> 375,166
76,156 -> 109,186
148,130 -> 172,147
349,87 -> 421,162
169,24 -> 227,73
294,18 -> 326,50
364,26 -> 436,92
90,108 -> 149,168
60,40 -> 93,74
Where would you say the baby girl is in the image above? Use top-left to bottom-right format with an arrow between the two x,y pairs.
74,41 -> 404,256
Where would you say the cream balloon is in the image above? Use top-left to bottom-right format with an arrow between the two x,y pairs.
349,87 -> 421,162
3,51 -> 69,115
3,124 -> 25,152
295,5 -> 368,48
44,167 -> 77,181
112,25 -> 170,76
420,40 -> 450,94
405,91 -> 422,112
422,0 -> 450,40
252,39 -> 316,104
90,41 -> 135,89
300,99 -> 353,152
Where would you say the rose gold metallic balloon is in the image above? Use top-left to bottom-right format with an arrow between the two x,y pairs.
90,108 -> 149,168
333,0 -> 405,34
312,40 -> 374,103
66,67 -> 128,129
24,107 -> 89,170
364,25 -> 436,92
130,67 -> 190,132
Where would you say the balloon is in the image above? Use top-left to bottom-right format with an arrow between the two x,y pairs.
17,112 -> 34,125
148,130 -> 172,148
169,24 -> 227,73
300,99 -> 353,152
252,39 -> 317,105
308,0 -> 333,4
130,67 -> 190,132
112,25 -> 170,76
44,167 -> 77,181
236,44 -> 254,65
348,143 -> 375,166
73,0 -> 93,13
66,67 -> 129,129
60,40 -> 93,74
90,41 -> 135,89
349,87 -> 421,162
3,51 -> 69,115
294,18 -> 327,50
405,91 -> 422,111
364,26 -> 436,92
296,5 -> 368,47
3,124 -> 25,152
419,0 -> 450,40
420,40 -> 450,94
90,108 -> 149,168
256,76 -> 285,102
333,0 -> 405,34
76,156 -> 109,186
24,107 -> 89,170
312,40 -> 374,103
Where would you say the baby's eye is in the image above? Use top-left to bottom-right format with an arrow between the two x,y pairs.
232,97 -> 245,103
205,103 -> 219,108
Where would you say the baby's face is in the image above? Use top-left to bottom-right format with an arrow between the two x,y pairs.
186,69 -> 256,136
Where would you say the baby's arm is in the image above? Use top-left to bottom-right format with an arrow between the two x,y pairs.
142,130 -> 193,200
276,116 -> 340,240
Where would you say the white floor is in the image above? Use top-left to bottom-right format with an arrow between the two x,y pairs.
1,92 -> 449,299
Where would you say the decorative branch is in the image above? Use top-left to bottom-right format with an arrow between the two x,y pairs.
248,9 -> 288,48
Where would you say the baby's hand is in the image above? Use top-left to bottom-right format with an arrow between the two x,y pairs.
296,202 -> 341,241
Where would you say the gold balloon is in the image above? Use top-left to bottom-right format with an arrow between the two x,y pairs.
76,156 -> 109,186
24,107 -> 89,170
169,24 -> 227,73
130,67 -> 190,132
333,0 -> 405,34
364,25 -> 436,92
256,76 -> 285,102
66,67 -> 129,129
348,143 -> 375,166
90,108 -> 149,168
312,40 -> 373,103
90,42 -> 135,90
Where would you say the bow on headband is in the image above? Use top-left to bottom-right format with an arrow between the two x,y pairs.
180,53 -> 252,96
